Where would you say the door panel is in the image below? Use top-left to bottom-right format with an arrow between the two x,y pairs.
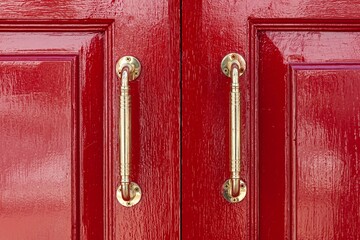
0,1 -> 180,239
258,29 -> 360,239
0,58 -> 78,239
294,67 -> 359,239
0,30 -> 105,239
182,1 -> 360,239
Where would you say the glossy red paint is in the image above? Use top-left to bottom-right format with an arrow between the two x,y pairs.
0,31 -> 105,239
258,28 -> 360,239
182,1 -> 360,240
1,0 -> 360,239
0,1 -> 180,240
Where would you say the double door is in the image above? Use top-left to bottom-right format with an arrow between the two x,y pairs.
0,0 -> 359,239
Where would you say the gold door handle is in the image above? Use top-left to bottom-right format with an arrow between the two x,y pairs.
221,53 -> 247,203
115,56 -> 142,207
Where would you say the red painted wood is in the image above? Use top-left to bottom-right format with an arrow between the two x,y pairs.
182,1 -> 360,240
0,57 -> 76,239
2,1 -> 360,239
258,30 -> 360,239
113,0 -> 181,238
182,2 -> 250,239
0,1 -> 180,239
0,33 -> 105,239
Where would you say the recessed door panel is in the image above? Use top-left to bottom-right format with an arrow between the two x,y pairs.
0,29 -> 106,239
258,30 -> 360,239
0,58 -> 75,239
294,67 -> 360,239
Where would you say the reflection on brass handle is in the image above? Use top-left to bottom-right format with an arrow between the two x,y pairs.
221,53 -> 247,203
115,56 -> 142,207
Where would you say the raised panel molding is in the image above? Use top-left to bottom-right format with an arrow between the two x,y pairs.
251,19 -> 360,239
0,21 -> 114,239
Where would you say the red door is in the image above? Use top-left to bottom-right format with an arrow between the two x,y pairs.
1,1 -> 360,240
182,0 -> 360,239
0,1 -> 180,239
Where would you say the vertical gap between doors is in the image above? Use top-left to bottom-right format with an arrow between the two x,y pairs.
179,0 -> 183,238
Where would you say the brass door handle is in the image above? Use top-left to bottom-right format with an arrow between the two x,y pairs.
116,56 -> 142,207
221,53 -> 247,203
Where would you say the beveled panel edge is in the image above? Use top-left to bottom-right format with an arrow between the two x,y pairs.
249,18 -> 360,32
0,19 -> 114,32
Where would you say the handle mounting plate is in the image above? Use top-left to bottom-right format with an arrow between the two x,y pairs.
222,179 -> 247,203
221,53 -> 246,77
116,56 -> 141,80
117,182 -> 142,207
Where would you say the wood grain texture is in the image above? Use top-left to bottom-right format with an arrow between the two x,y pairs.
258,28 -> 360,239
0,1 -> 180,239
0,29 -> 106,239
183,1 -> 360,239
113,0 -> 180,239
182,1 -> 249,239
293,66 -> 360,239
2,1 -> 360,239
0,57 -> 76,239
